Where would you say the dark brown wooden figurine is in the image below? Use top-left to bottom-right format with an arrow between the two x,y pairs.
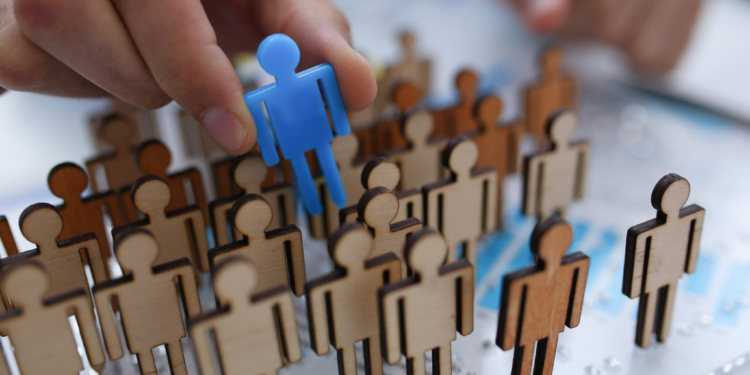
432,69 -> 480,138
623,173 -> 705,348
85,114 -> 143,193
497,216 -> 590,375
372,82 -> 420,154
93,229 -> 201,375
380,229 -> 474,375
306,224 -> 401,375
189,256 -> 301,375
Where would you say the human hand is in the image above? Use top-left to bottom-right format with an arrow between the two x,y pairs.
509,0 -> 704,73
0,0 -> 376,155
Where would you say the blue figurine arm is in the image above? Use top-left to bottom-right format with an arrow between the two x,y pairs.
244,87 -> 280,166
311,63 -> 350,136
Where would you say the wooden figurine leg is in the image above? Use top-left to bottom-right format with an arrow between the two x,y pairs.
533,335 -> 558,375
137,352 -> 158,375
407,354 -> 426,375
636,291 -> 658,348
510,345 -> 534,375
363,337 -> 384,375
337,346 -> 357,375
433,345 -> 452,375
655,283 -> 678,343
166,341 -> 188,375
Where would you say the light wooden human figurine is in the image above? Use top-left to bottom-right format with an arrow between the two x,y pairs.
623,173 -> 705,348
340,157 -> 423,225
113,175 -> 210,272
525,46 -> 577,148
424,137 -> 497,265
387,111 -> 446,191
380,229 -> 473,375
93,229 -> 201,375
472,95 -> 525,229
0,204 -> 109,305
306,224 -> 401,375
87,97 -> 158,152
0,262 -> 105,374
522,111 -> 589,219
85,114 -> 143,193
496,216 -> 590,375
189,256 -> 301,375
209,194 -> 306,297
209,153 -> 296,247
48,162 -> 125,262
120,139 -> 208,222
432,69 -> 480,138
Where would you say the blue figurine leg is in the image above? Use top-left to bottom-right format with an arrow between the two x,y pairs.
315,144 -> 347,208
290,153 -> 323,216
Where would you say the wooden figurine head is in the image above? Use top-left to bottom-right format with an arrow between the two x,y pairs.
402,111 -> 434,146
530,216 -> 573,268
441,136 -> 479,178
327,223 -> 373,270
213,255 -> 257,304
230,194 -> 274,240
19,203 -> 63,247
361,157 -> 400,191
2,261 -> 48,309
115,228 -> 160,275
100,114 -> 136,152
136,140 -> 171,175
475,95 -> 502,130
455,70 -> 478,102
392,82 -> 419,113
358,187 -> 400,229
48,163 -> 89,200
546,110 -> 577,148
540,46 -> 563,78
131,176 -> 172,217
651,173 -> 691,219
404,229 -> 447,277
332,134 -> 359,166
232,153 -> 268,193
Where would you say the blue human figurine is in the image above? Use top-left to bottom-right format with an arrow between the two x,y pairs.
245,34 -> 350,215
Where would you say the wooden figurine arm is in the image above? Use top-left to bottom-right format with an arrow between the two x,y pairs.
279,227 -> 306,297
379,254 -> 403,284
103,193 -> 126,228
71,295 -> 106,371
80,238 -> 109,284
563,253 -> 590,329
275,292 -> 302,363
305,282 -> 331,356
482,171 -> 499,233
573,143 -> 590,199
176,169 -> 209,224
496,278 -> 524,351
92,288 -> 124,360
506,121 -> 525,174
379,288 -> 405,365
683,206 -> 706,274
209,199 -> 234,248
451,260 -> 475,336
522,156 -> 541,216
187,211 -> 211,273
524,87 -> 542,135
425,189 -> 441,230
0,216 -> 18,257
623,227 -> 652,299
188,320 -> 219,375
174,265 -> 202,319
84,160 -> 102,194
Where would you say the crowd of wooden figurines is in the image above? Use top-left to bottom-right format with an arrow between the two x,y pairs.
0,33 -> 706,375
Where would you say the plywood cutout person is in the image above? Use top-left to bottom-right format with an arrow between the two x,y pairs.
306,224 -> 402,375
523,110 -> 589,219
120,140 -> 208,223
93,229 -> 201,375
497,216 -> 590,375
431,69 -> 479,138
209,153 -> 296,247
209,194 -> 306,297
87,97 -> 158,153
113,175 -> 210,272
623,173 -> 705,348
85,114 -> 143,193
371,82 -> 420,155
189,256 -> 301,375
424,137 -> 497,265
380,229 -> 473,375
472,95 -> 525,229
211,149 -> 292,200
525,46 -> 577,148
340,157 -> 423,225
48,162 -> 125,262
0,262 -> 105,374
387,111 -> 447,191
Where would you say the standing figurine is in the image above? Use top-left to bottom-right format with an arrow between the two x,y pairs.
85,114 -> 143,193
245,33 -> 351,215
189,256 -> 301,375
93,229 -> 201,375
380,229 -> 474,375
306,224 -> 402,375
497,216 -> 589,375
387,111 -> 447,191
0,262 -> 105,375
623,173 -> 705,348
522,111 -> 589,219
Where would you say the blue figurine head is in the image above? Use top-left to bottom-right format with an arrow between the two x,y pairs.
258,34 -> 301,78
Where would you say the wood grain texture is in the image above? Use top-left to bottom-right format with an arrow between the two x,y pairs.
623,173 -> 705,348
387,111 -> 447,191
209,194 -> 306,297
0,216 -> 18,257
189,256 -> 301,375
496,216 -> 589,375
113,176 -> 210,273
209,153 -> 296,247
48,162 -> 125,262
93,229 -> 201,375
0,262 -> 105,374
380,229 -> 473,375
431,70 -> 479,138
525,46 -> 577,149
522,111 -> 590,219
424,137 -> 497,266
85,114 -> 143,193
306,224 -> 401,375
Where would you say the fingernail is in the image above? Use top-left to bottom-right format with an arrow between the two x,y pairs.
202,108 -> 248,152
